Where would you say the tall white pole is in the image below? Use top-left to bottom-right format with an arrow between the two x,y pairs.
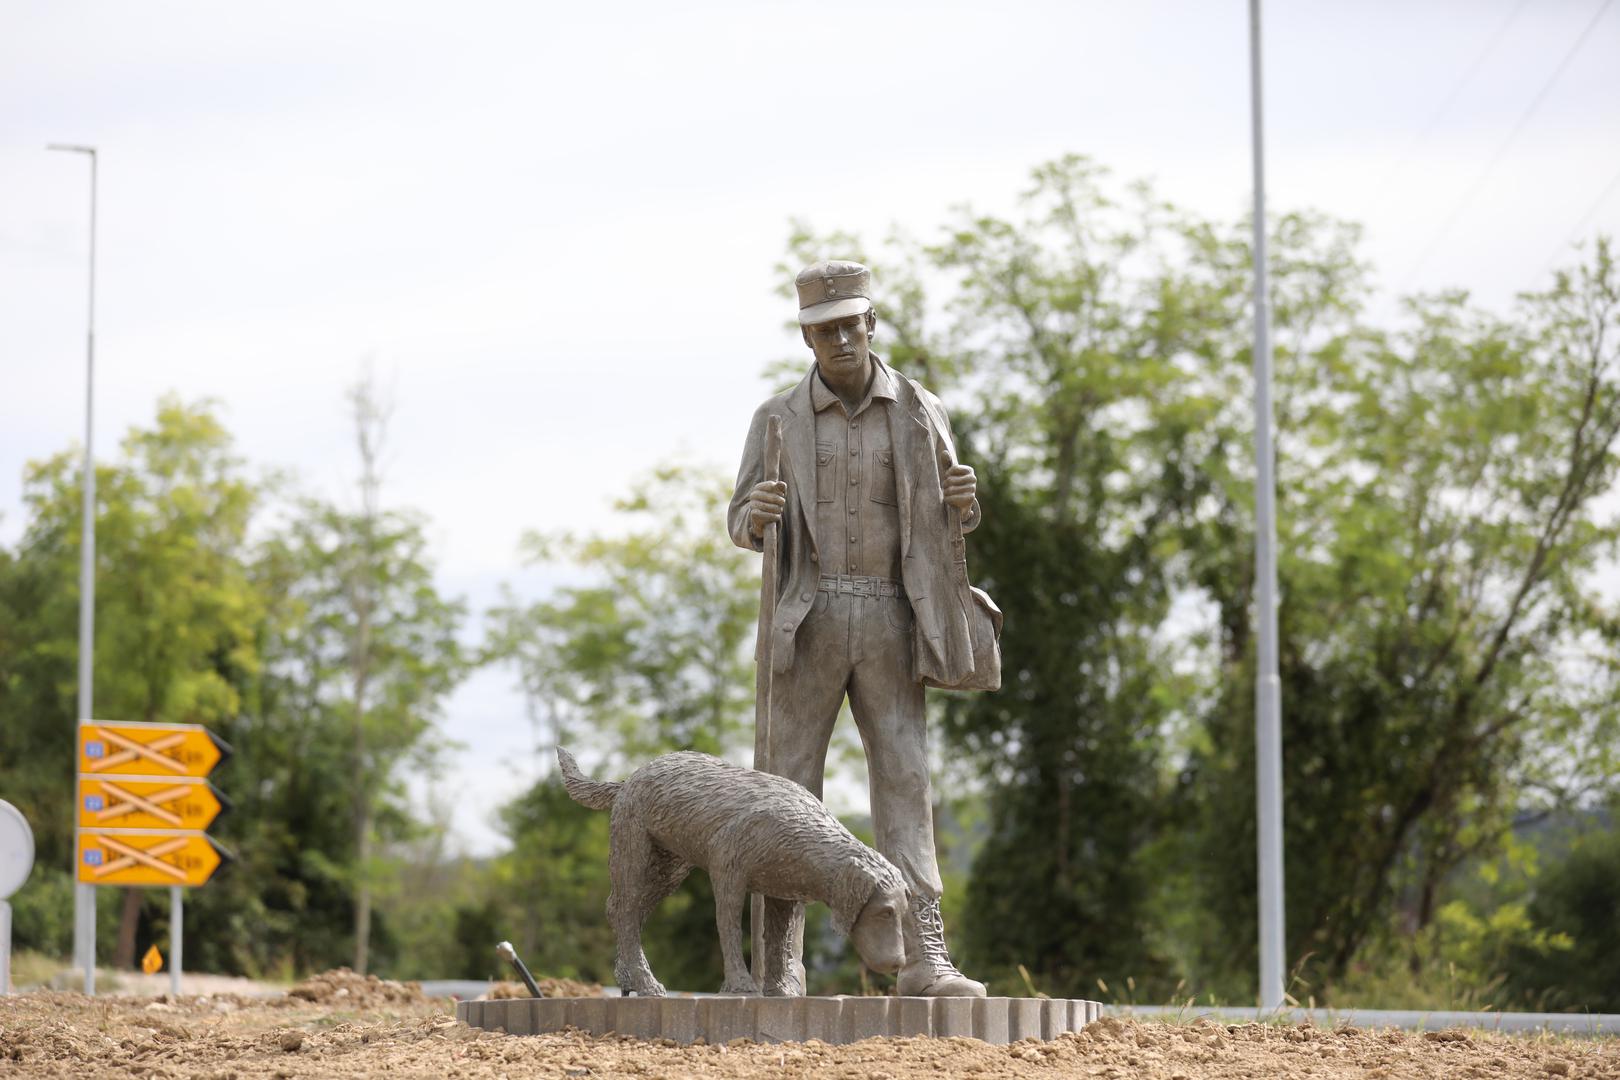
1247,0 -> 1287,1012
49,142 -> 98,997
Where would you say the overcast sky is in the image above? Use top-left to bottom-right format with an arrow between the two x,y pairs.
4,0 -> 1617,854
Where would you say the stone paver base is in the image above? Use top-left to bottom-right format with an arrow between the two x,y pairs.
456,995 -> 1103,1045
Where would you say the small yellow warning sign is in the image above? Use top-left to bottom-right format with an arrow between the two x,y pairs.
142,944 -> 163,974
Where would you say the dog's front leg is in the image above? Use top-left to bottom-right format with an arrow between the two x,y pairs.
712,867 -> 760,995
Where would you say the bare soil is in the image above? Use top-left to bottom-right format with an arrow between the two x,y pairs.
285,967 -> 429,1009
486,978 -> 605,1000
2,981 -> 1616,1079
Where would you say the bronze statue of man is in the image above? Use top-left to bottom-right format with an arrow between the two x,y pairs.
728,259 -> 992,998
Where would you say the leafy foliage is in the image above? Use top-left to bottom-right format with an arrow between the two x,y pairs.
0,391 -> 467,978
1,156 -> 1614,1010
785,158 -> 1620,1003
1179,239 -> 1620,997
486,465 -> 756,768
1499,814 -> 1620,1011
484,464 -> 758,991
255,375 -> 467,973
0,399 -> 266,963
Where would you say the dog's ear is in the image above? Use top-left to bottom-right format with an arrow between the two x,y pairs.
831,886 -> 868,938
830,863 -> 876,938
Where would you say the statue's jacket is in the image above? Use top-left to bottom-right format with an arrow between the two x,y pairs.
728,360 -> 983,688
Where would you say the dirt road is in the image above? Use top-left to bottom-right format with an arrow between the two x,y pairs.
2,972 -> 1616,1079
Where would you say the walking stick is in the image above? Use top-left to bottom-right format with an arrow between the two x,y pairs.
757,415 -> 783,772
942,448 -> 969,578
750,414 -> 783,981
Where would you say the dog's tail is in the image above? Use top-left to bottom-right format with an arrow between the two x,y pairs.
556,746 -> 621,811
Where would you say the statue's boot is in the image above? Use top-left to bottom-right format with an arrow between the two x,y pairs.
896,896 -> 986,998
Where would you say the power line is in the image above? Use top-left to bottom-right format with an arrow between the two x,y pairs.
1370,0 -> 1532,211
1537,160 -> 1620,282
1401,0 -> 1616,291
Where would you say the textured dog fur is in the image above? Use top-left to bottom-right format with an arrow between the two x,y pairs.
557,746 -> 908,996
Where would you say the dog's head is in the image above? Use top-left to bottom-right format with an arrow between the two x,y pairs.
830,855 -> 909,975
847,880 -> 908,974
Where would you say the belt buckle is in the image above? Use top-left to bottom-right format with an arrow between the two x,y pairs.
853,576 -> 875,598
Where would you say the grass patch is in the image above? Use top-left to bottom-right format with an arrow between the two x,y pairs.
7,949 -> 69,991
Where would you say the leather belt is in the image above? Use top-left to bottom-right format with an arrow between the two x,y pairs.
817,574 -> 906,599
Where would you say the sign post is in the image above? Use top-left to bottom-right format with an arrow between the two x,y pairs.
0,896 -> 9,996
74,721 -> 231,995
169,885 -> 182,996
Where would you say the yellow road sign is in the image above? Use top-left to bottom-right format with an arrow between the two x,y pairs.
77,777 -> 228,832
78,722 -> 230,779
142,944 -> 163,974
77,831 -> 229,887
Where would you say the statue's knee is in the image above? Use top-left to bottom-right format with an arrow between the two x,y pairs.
877,761 -> 929,804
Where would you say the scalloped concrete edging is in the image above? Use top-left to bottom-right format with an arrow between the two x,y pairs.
456,995 -> 1103,1045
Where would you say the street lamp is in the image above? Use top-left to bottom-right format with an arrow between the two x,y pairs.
1246,4 -> 1287,1012
46,142 -> 98,996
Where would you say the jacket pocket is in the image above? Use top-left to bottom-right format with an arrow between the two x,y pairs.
869,448 -> 898,506
815,441 -> 837,503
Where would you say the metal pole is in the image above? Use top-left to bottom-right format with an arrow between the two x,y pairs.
49,142 -> 98,997
1,900 -> 11,995
169,887 -> 182,997
496,940 -> 544,998
1248,0 -> 1286,1012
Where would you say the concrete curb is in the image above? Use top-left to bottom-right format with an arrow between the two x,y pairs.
456,995 -> 1103,1045
1111,1004 -> 1620,1036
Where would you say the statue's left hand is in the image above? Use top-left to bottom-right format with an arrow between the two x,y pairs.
942,463 -> 977,510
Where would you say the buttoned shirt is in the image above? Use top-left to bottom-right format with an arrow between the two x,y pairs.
810,361 -> 903,581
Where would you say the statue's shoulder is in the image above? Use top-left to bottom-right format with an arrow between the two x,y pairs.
753,386 -> 796,415
883,363 -> 934,403
750,369 -> 811,421
889,368 -> 952,427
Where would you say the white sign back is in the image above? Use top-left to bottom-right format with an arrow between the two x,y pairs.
0,800 -> 34,899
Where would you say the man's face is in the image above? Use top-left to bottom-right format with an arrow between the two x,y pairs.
803,312 -> 875,378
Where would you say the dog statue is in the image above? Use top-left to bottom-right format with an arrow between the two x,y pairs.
557,746 -> 908,996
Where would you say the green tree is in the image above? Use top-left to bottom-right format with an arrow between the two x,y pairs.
485,779 -> 617,982
182,376 -> 472,979
782,158 -> 1230,996
486,464 -> 758,990
1178,240 -> 1620,997
0,398 -> 264,966
487,464 -> 756,768
780,160 -> 1620,1004
0,387 -> 472,980
1504,815 -> 1620,1011
261,374 -> 468,974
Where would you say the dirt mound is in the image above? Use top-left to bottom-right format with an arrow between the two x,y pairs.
1,992 -> 1615,1079
485,977 -> 604,999
286,967 -> 427,1007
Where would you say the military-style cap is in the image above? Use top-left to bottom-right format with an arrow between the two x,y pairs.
795,260 -> 872,326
